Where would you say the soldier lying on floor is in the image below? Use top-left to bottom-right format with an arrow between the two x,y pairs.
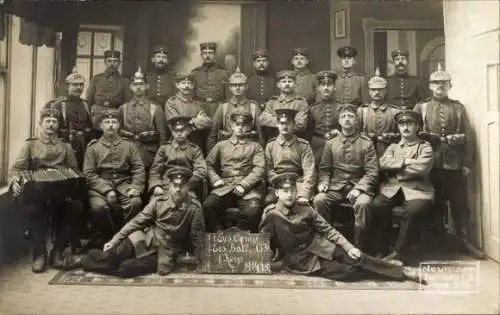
67,166 -> 205,277
259,172 -> 425,284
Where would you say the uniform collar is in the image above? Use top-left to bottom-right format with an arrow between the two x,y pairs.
399,138 -> 420,147
278,94 -> 294,102
339,131 -> 360,143
131,97 -> 148,106
39,132 -> 58,144
202,63 -> 217,71
229,135 -> 247,145
340,70 -> 354,78
277,134 -> 297,146
176,92 -> 193,103
295,68 -> 311,76
172,140 -> 189,149
229,96 -> 249,106
369,103 -> 388,111
100,135 -> 122,147
276,201 -> 292,216
104,68 -> 119,77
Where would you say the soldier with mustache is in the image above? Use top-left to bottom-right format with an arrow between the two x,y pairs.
146,46 -> 176,109
247,49 -> 278,110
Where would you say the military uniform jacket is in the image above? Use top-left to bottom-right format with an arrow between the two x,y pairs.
247,73 -> 278,106
8,134 -> 78,188
207,97 -> 264,151
164,94 -> 213,131
318,132 -> 379,196
44,96 -> 92,134
146,69 -> 176,106
414,98 -> 473,170
109,193 -> 205,261
191,64 -> 229,103
358,103 -> 400,156
335,71 -> 368,106
294,68 -> 317,104
83,136 -> 145,196
259,201 -> 355,274
259,95 -> 309,132
206,136 -> 265,200
265,135 -> 316,200
149,140 -> 207,192
86,70 -> 132,107
386,74 -> 426,110
379,139 -> 434,200
310,100 -> 340,138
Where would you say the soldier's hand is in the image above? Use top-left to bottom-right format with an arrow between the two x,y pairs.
103,242 -> 114,252
404,159 -> 419,166
11,180 -> 21,197
106,190 -> 118,204
213,180 -> 225,188
346,189 -> 361,204
463,166 -> 471,177
347,247 -> 362,260
233,185 -> 245,197
317,183 -> 329,193
353,193 -> 372,211
127,188 -> 140,198
153,186 -> 164,196
296,197 -> 309,205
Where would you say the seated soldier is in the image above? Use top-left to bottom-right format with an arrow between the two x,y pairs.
77,166 -> 205,277
8,108 -> 84,272
370,111 -> 434,261
203,107 -> 265,232
207,67 -> 264,152
83,109 -> 145,247
259,172 -> 423,284
149,115 -> 207,199
313,104 -> 379,251
264,108 -> 315,206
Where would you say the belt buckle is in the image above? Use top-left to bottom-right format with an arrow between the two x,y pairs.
104,100 -> 111,107
206,97 -> 213,102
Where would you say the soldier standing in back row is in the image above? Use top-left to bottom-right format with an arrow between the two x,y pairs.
146,46 -> 176,108
45,67 -> 93,170
335,46 -> 368,107
191,42 -> 229,117
386,49 -> 427,110
247,49 -> 278,110
291,48 -> 317,105
87,50 -> 132,128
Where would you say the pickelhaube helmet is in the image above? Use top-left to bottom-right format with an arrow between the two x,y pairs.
429,63 -> 451,82
131,66 -> 146,84
228,67 -> 247,84
368,67 -> 387,89
65,66 -> 85,84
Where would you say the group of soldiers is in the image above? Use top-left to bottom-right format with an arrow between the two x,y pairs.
6,42 -> 472,285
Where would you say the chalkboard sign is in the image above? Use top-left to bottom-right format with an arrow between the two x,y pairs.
200,228 -> 273,274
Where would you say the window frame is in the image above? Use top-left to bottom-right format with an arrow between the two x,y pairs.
0,14 -> 11,185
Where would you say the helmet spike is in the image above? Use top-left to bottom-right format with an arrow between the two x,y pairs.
374,67 -> 381,76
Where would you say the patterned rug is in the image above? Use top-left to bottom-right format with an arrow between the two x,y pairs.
49,268 -> 419,290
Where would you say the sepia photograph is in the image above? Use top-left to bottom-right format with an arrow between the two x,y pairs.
0,0 -> 498,314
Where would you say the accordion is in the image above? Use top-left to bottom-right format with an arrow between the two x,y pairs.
15,167 -> 87,204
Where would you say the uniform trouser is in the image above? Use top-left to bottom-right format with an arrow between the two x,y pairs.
429,169 -> 469,237
82,238 -> 158,278
69,134 -> 88,171
316,246 -> 404,281
203,193 -> 262,232
23,200 -> 84,258
369,190 -> 432,255
313,189 -> 369,250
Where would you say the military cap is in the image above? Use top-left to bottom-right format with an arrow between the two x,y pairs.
391,48 -> 409,59
228,67 -> 247,85
252,49 -> 268,60
292,48 -> 309,57
165,166 -> 193,185
276,70 -> 297,80
368,67 -> 387,89
65,66 -> 85,84
230,107 -> 253,124
104,50 -> 121,59
40,108 -> 61,120
151,45 -> 168,55
429,63 -> 451,82
99,108 -> 120,122
271,172 -> 300,189
337,46 -> 358,58
275,108 -> 298,123
315,70 -> 338,84
337,103 -> 358,115
167,115 -> 191,131
131,66 -> 146,84
200,42 -> 217,51
395,110 -> 422,126
175,72 -> 195,82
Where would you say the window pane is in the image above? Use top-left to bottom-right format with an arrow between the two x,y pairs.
93,32 -> 112,57
76,58 -> 91,98
92,58 -> 106,77
77,31 -> 92,56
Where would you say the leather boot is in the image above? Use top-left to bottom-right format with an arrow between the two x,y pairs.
32,253 -> 47,273
49,250 -> 66,270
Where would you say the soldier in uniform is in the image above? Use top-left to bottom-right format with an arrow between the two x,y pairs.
246,49 -> 278,110
335,47 -> 368,107
370,111 -> 434,261
207,67 -> 264,152
118,67 -> 167,170
45,67 -> 93,170
309,70 -> 340,166
259,70 -> 309,141
79,166 -> 205,277
191,42 -> 230,117
86,50 -> 132,128
8,108 -> 84,272
259,172 -> 423,284
146,46 -> 176,108
164,72 -> 213,154
264,109 -> 315,206
358,67 -> 401,157
149,116 -> 207,200
313,104 -> 379,251
414,64 -> 473,241
386,49 -> 427,110
203,108 -> 265,232
83,109 -> 145,247
290,48 -> 317,105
